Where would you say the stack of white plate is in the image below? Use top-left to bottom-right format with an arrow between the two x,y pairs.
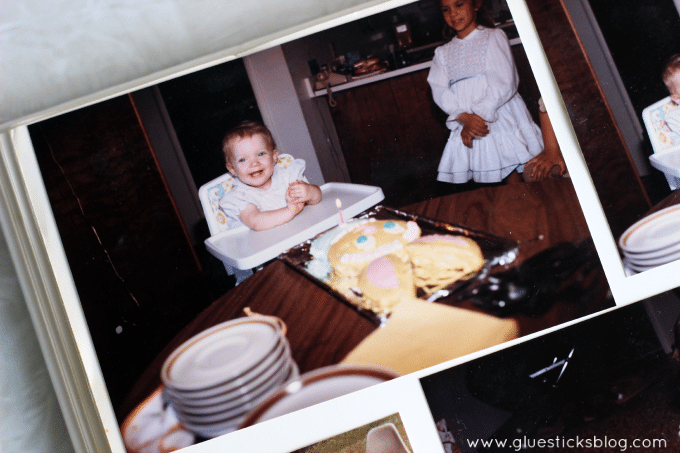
619,204 -> 680,274
160,315 -> 298,439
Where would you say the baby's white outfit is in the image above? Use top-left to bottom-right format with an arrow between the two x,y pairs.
664,103 -> 680,134
428,26 -> 543,183
219,157 -> 307,229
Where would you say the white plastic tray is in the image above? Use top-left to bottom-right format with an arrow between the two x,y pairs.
204,183 -> 384,270
649,147 -> 680,178
649,148 -> 680,190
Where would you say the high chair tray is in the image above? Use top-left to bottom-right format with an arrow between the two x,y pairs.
204,183 -> 385,270
649,147 -> 680,178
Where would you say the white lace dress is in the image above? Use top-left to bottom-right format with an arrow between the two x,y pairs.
428,26 -> 543,183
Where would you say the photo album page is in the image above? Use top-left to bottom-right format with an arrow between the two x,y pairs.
1,0 -> 679,452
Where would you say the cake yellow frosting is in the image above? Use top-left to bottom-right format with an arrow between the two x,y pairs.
357,253 -> 415,313
406,234 -> 485,296
327,220 -> 420,291
306,219 -> 420,306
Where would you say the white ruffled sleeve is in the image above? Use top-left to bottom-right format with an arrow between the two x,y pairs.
280,157 -> 307,184
427,49 -> 465,130
471,29 -> 519,123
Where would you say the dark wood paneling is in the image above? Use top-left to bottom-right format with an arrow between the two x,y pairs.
526,0 -> 651,238
330,70 -> 450,207
28,95 -> 213,413
512,45 -> 542,124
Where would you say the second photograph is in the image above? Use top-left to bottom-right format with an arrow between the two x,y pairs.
524,0 -> 680,281
420,293 -> 680,452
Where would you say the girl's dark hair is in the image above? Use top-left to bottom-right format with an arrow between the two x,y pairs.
442,0 -> 495,41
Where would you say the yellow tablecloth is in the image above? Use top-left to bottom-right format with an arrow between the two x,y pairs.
342,298 -> 519,375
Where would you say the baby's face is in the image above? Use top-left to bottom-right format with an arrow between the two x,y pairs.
669,72 -> 680,104
226,134 -> 279,190
672,90 -> 680,105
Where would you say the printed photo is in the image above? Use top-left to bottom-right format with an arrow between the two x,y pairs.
524,0 -> 680,277
16,0 -> 619,450
420,291 -> 680,451
288,413 -> 413,453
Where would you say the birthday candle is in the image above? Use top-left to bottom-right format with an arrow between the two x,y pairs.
335,198 -> 345,225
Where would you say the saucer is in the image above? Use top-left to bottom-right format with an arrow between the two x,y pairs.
240,364 -> 399,427
619,204 -> 680,254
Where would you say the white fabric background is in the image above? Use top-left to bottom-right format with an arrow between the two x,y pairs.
0,228 -> 73,452
0,0 -> 391,128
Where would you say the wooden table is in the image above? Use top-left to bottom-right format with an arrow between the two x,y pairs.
645,189 -> 680,215
119,178 -> 613,421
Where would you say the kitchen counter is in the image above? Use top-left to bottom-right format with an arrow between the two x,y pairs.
305,60 -> 433,98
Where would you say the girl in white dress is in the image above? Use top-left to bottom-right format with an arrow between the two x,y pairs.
428,0 -> 543,184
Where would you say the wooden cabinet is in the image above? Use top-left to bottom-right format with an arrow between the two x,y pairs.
329,69 -> 449,207
28,95 -> 213,417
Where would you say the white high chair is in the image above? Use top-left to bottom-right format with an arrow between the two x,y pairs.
198,153 -> 295,283
642,96 -> 680,190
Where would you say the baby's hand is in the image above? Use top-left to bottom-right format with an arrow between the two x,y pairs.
286,180 -> 312,203
286,199 -> 305,217
661,120 -> 670,132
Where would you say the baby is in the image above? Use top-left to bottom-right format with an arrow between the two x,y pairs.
662,54 -> 680,134
219,121 -> 321,231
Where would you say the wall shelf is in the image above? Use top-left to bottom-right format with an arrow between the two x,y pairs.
305,36 -> 522,99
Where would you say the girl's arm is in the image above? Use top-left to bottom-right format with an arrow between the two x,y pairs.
238,202 -> 304,231
472,29 -> 519,123
427,51 -> 467,128
525,106 -> 566,180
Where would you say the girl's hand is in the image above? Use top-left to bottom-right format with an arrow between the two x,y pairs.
457,112 -> 489,138
461,128 -> 474,148
525,151 -> 567,181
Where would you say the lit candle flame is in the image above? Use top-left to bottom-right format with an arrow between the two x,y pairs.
335,198 -> 345,225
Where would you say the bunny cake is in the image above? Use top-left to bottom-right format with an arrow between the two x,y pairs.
357,234 -> 484,311
306,219 -> 421,297
306,220 -> 485,315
